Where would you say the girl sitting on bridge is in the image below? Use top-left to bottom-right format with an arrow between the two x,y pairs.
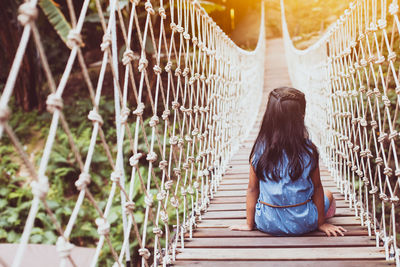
231,87 -> 346,237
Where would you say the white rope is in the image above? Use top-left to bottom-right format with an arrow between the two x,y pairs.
1,0 -> 265,266
281,0 -> 399,265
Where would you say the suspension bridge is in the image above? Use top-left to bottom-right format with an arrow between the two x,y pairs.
0,0 -> 399,266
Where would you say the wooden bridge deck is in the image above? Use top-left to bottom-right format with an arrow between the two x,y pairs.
173,39 -> 393,266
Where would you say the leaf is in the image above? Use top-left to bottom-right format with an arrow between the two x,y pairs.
199,1 -> 226,13
39,0 -> 72,45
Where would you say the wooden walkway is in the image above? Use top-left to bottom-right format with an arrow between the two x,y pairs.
173,39 -> 393,266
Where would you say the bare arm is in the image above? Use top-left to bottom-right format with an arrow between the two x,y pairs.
230,165 -> 259,231
310,165 -> 325,227
246,165 -> 259,228
311,164 -> 346,236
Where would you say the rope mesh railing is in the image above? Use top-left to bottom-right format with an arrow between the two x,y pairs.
282,0 -> 400,265
0,0 -> 265,266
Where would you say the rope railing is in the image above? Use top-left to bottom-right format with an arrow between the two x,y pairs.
0,0 -> 265,266
281,0 -> 400,265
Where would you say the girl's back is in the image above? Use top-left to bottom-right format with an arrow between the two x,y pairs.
230,87 -> 345,237
252,145 -> 318,235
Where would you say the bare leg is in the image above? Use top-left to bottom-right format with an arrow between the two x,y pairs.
324,189 -> 336,218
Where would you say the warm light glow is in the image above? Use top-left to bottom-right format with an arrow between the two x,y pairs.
230,8 -> 235,30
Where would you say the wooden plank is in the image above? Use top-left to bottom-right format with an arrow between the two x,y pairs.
175,247 -> 386,261
214,190 -> 343,198
197,217 -> 361,228
174,260 -> 393,266
210,196 -> 348,204
202,209 -> 355,219
188,226 -> 369,238
206,204 -> 354,214
218,183 -> 340,191
181,236 -> 376,248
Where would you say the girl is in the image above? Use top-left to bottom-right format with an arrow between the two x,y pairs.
230,87 -> 346,236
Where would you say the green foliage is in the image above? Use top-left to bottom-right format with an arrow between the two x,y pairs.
199,1 -> 226,13
38,0 -> 72,45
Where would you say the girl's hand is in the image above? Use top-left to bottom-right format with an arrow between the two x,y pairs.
318,223 -> 346,236
229,224 -> 253,231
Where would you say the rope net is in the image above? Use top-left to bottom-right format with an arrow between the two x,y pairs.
0,0 -> 265,266
282,0 -> 400,265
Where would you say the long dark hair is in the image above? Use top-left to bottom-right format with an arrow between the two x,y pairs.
249,87 -> 319,181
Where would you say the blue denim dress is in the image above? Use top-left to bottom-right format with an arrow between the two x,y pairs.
252,144 -> 329,236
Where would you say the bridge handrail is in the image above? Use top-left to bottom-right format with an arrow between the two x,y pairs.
0,0 -> 265,266
281,0 -> 400,266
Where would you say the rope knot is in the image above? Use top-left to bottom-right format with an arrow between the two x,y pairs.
75,172 -> 91,190
184,135 -> 192,143
122,49 -> 135,65
169,136 -> 179,145
67,29 -> 83,49
379,193 -> 389,202
175,67 -> 182,76
144,194 -> 153,207
110,170 -> 123,183
170,22 -> 177,31
389,2 -> 399,14
182,162 -> 190,170
193,181 -> 199,189
171,101 -> 180,110
369,186 -> 378,194
162,109 -> 170,120
153,227 -> 163,237
95,217 -> 110,235
124,201 -> 135,214
165,62 -> 172,72
160,210 -> 169,223
158,7 -> 166,19
170,196 -> 179,207
132,102 -> 145,116
145,1 -> 155,15
389,196 -> 399,205
181,187 -> 187,196
173,168 -> 181,176
46,93 -> 63,113
187,185 -> 194,195
138,248 -> 151,260
177,138 -> 184,148
129,153 -> 142,167
88,109 -> 104,125
383,167 -> 393,176
100,33 -> 112,51
389,131 -> 398,140
138,57 -> 148,72
31,176 -> 49,199
157,190 -> 167,201
183,32 -> 190,40
164,180 -> 173,190
149,115 -> 159,127
119,107 -> 130,124
388,52 -> 396,61
18,2 -> 38,26
56,237 -> 75,259
375,157 -> 383,165
378,132 -> 388,143
153,65 -> 162,74
0,106 -> 11,124
176,25 -> 184,33
182,67 -> 190,77
146,151 -> 157,162
382,96 -> 391,107
159,160 -> 168,170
